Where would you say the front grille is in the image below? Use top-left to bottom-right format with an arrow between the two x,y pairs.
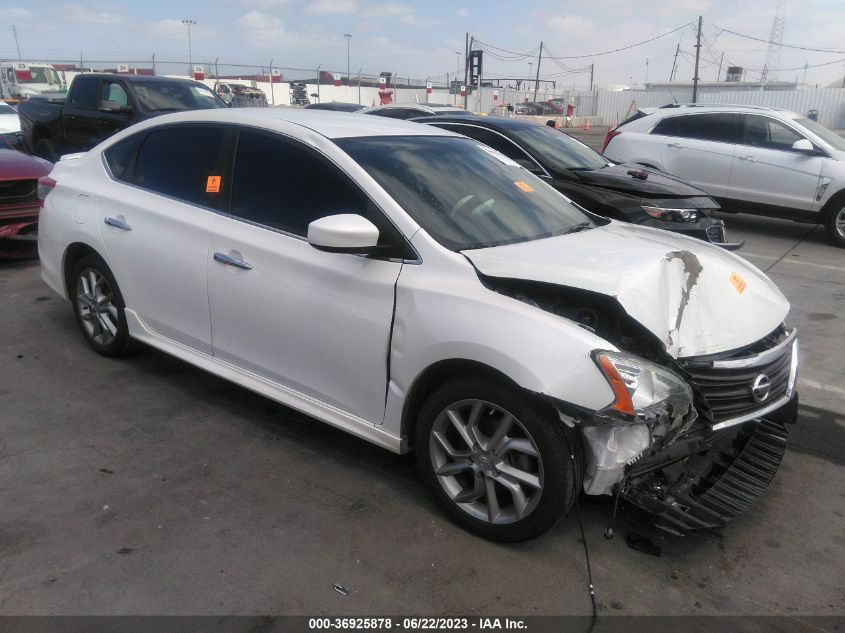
677,328 -> 795,425
0,179 -> 38,207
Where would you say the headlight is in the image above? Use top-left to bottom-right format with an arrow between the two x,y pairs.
593,350 -> 693,421
641,203 -> 698,222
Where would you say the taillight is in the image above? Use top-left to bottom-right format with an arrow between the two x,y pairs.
601,129 -> 621,153
37,176 -> 56,207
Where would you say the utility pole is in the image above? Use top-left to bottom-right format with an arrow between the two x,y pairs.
455,51 -> 461,105
645,58 -> 649,85
182,19 -> 196,77
800,63 -> 807,86
716,51 -> 725,81
152,53 -> 157,76
669,42 -> 680,81
12,25 -> 22,60
533,41 -> 543,102
589,62 -> 594,91
692,15 -> 702,103
344,33 -> 352,83
357,67 -> 362,104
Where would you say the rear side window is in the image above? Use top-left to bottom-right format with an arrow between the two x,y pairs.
133,126 -> 229,208
69,77 -> 99,110
440,125 -> 531,164
653,113 -> 738,143
230,131 -> 405,254
740,115 -> 803,151
103,133 -> 143,182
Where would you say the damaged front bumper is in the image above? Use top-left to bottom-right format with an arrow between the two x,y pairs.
624,394 -> 797,533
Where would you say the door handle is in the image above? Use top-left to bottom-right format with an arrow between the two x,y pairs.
666,142 -> 682,149
738,155 -> 757,162
104,216 -> 131,231
213,251 -> 253,270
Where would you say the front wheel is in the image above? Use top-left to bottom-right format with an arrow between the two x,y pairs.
70,254 -> 139,357
415,379 -> 576,542
825,203 -> 845,248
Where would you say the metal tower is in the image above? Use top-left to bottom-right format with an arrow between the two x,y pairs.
761,0 -> 787,83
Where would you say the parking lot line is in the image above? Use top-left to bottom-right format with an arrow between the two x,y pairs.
741,252 -> 845,273
798,378 -> 845,399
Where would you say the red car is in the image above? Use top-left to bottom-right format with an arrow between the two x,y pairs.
0,137 -> 52,258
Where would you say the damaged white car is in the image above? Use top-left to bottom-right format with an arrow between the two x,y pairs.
38,110 -> 799,541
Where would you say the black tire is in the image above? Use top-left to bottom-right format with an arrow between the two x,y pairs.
70,253 -> 140,357
415,378 -> 576,542
34,138 -> 58,163
824,201 -> 845,248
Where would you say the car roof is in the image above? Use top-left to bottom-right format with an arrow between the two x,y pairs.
71,73 -> 209,86
412,114 -> 540,131
361,103 -> 434,113
130,107 -> 456,140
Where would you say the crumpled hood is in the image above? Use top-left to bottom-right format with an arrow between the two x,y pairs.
464,222 -> 789,358
573,163 -> 708,198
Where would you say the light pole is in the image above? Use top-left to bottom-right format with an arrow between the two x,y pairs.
182,19 -> 196,77
344,33 -> 352,98
455,51 -> 461,104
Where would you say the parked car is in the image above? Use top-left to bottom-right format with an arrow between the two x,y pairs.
0,101 -> 22,149
603,104 -> 845,247
39,109 -> 798,542
18,73 -> 227,162
305,102 -> 366,112
361,103 -> 469,119
0,140 -> 51,257
416,115 -> 734,247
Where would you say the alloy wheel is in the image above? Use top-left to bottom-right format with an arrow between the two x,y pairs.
76,268 -> 119,346
429,399 -> 544,525
836,206 -> 845,239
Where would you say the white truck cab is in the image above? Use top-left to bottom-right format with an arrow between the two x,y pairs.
0,62 -> 66,100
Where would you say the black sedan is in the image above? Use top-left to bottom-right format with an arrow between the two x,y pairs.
413,115 -> 739,248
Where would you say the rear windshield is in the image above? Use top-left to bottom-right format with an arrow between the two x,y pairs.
132,81 -> 226,112
337,135 -> 593,251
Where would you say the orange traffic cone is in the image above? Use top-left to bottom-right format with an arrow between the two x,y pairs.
578,118 -> 584,128
555,117 -> 561,129
585,118 -> 591,131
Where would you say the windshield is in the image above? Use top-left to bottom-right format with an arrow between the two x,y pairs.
794,117 -> 845,152
511,124 -> 608,171
18,66 -> 62,85
132,81 -> 226,111
337,135 -> 593,250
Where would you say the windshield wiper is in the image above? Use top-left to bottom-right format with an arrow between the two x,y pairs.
562,222 -> 593,235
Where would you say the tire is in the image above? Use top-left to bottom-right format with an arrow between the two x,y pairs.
34,138 -> 58,163
70,254 -> 139,357
824,202 -> 845,248
415,378 -> 575,542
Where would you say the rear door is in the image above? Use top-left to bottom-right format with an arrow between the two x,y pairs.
656,112 -> 739,196
207,129 -> 405,423
62,76 -> 103,151
727,114 -> 822,212
99,124 -> 233,353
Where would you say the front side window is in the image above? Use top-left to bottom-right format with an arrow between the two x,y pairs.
133,126 -> 229,208
69,77 -> 99,110
230,131 -> 405,254
741,115 -> 803,151
338,135 -> 594,251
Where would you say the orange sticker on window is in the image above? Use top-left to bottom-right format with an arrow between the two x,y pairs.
206,175 -> 221,193
730,271 -> 747,294
514,181 -> 534,193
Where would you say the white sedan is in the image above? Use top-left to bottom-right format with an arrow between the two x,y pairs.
38,109 -> 799,541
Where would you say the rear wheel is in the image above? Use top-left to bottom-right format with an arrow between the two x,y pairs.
70,254 -> 139,357
415,378 -> 575,542
825,203 -> 845,248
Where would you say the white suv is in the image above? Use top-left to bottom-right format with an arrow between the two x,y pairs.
603,104 -> 845,247
38,109 -> 798,541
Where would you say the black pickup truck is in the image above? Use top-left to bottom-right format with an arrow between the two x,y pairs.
18,73 -> 227,161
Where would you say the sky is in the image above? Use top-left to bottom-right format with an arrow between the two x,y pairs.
1,0 -> 844,89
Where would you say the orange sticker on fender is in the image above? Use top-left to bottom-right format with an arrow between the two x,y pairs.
730,271 -> 747,294
206,176 -> 221,193
514,181 -> 534,192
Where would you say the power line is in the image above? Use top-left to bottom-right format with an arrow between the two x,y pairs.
714,25 -> 845,54
544,23 -> 694,59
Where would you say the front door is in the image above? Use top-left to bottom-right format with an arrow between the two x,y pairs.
207,130 -> 405,423
727,114 -> 823,211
